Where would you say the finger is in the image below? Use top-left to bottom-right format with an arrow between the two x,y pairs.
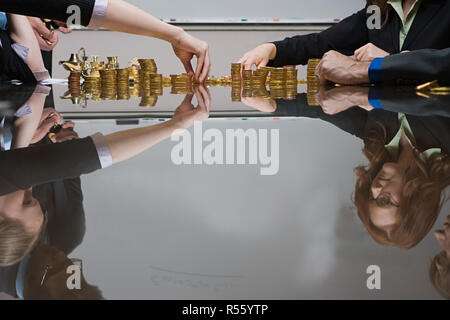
197,85 -> 211,112
62,121 -> 75,129
199,53 -> 210,82
194,87 -> 205,109
243,58 -> 255,71
181,59 -> 195,76
256,58 -> 269,69
38,23 -> 54,40
194,51 -> 206,81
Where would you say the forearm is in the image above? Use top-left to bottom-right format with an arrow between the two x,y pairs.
104,119 -> 179,164
101,0 -> 183,43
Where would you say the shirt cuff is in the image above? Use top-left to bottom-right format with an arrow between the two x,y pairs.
368,86 -> 383,109
368,58 -> 384,84
88,0 -> 109,30
90,132 -> 113,168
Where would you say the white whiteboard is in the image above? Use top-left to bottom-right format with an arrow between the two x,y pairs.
127,0 -> 366,23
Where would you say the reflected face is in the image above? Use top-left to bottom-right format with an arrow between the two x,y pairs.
0,189 -> 44,234
369,163 -> 403,230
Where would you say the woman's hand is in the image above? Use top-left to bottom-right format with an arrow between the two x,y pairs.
354,43 -> 389,62
172,31 -> 210,82
242,96 -> 277,113
239,43 -> 277,70
171,85 -> 211,130
27,17 -> 59,51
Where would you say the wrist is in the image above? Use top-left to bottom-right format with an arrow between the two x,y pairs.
267,43 -> 277,60
352,61 -> 371,84
166,26 -> 185,44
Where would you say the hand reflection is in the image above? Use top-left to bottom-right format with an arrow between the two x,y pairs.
242,96 -> 277,113
171,85 -> 211,130
316,85 -> 373,115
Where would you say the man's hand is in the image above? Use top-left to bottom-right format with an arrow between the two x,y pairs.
316,50 -> 371,85
239,43 -> 277,70
30,108 -> 62,144
354,43 -> 389,62
171,85 -> 210,130
27,17 -> 58,51
171,31 -> 210,82
50,121 -> 79,143
316,86 -> 373,115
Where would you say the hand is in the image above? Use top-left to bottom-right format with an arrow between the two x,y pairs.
30,108 -> 62,144
354,43 -> 389,61
435,215 -> 450,255
50,121 -> 79,143
316,86 -> 372,115
52,20 -> 72,34
171,85 -> 210,130
239,43 -> 277,70
27,17 -> 58,51
171,31 -> 210,82
316,50 -> 371,85
242,96 -> 277,112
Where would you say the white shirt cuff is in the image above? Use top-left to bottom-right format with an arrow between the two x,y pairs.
90,132 -> 113,168
88,0 -> 109,30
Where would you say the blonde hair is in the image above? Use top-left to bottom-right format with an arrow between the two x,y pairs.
429,251 -> 450,300
0,216 -> 47,267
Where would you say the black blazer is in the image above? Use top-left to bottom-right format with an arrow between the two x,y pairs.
269,0 -> 450,67
0,0 -> 96,26
0,136 -> 102,196
274,94 -> 450,154
381,47 -> 450,85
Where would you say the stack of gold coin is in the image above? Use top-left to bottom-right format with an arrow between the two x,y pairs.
117,86 -> 130,100
170,74 -> 189,94
252,68 -> 269,87
205,76 -> 221,87
231,63 -> 242,84
140,95 -> 158,107
138,59 -> 157,89
83,75 -> 101,89
150,74 -> 163,96
307,59 -> 320,83
285,86 -> 298,100
231,85 -> 241,102
242,87 -> 253,98
100,69 -> 117,87
252,86 -> 270,99
269,68 -> 287,86
116,68 -> 130,85
68,71 -> 82,96
284,66 -> 298,86
129,85 -> 140,99
101,85 -> 117,100
242,70 -> 252,88
270,86 -> 287,100
163,77 -> 172,87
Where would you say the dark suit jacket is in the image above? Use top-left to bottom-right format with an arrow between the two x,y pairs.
381,47 -> 450,85
269,0 -> 450,67
0,0 -> 96,26
275,94 -> 450,154
0,136 -> 102,196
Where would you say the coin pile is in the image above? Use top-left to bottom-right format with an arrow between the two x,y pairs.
284,66 -> 298,86
101,85 -> 117,100
68,71 -> 81,96
307,59 -> 321,106
242,70 -> 252,87
138,59 -> 157,89
140,95 -> 158,107
117,68 -> 130,85
269,68 -> 287,86
231,63 -> 242,84
231,85 -> 241,102
252,68 -> 269,87
150,74 -> 163,96
100,69 -> 117,87
170,74 -> 190,94
83,75 -> 101,89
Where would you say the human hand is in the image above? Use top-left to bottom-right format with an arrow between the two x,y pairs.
171,31 -> 210,82
30,108 -> 62,144
316,86 -> 372,115
242,96 -> 277,112
354,43 -> 389,61
316,50 -> 371,85
27,17 -> 59,51
171,85 -> 211,130
239,43 -> 277,70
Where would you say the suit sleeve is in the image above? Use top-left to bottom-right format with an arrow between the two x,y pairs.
379,48 -> 450,85
268,8 -> 369,67
0,0 -> 96,27
0,136 -> 102,196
